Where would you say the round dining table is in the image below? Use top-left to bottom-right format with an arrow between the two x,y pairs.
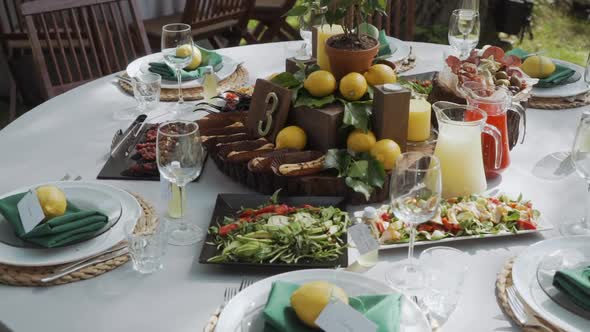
0,41 -> 588,332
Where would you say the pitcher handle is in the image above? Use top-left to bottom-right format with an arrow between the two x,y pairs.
510,102 -> 526,144
483,123 -> 503,170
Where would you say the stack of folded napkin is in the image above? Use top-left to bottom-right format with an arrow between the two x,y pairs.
506,48 -> 576,88
0,192 -> 108,248
553,265 -> 590,311
263,281 -> 402,332
149,46 -> 223,81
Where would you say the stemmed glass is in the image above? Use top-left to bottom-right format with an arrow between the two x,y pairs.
584,51 -> 590,85
386,152 -> 442,293
448,9 -> 480,59
156,120 -> 205,245
161,23 -> 193,115
418,247 -> 468,329
560,112 -> 590,235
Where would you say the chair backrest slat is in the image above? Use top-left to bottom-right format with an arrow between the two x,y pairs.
21,0 -> 150,99
183,0 -> 254,29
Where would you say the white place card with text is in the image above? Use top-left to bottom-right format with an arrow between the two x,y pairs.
315,299 -> 378,332
17,190 -> 45,233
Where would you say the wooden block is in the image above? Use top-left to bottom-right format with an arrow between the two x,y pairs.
312,26 -> 318,58
285,57 -> 317,74
372,84 -> 411,151
245,79 -> 292,143
288,103 -> 345,151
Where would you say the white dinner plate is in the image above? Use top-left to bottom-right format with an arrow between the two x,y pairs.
126,52 -> 240,89
216,269 -> 430,332
385,36 -> 411,63
0,181 -> 141,266
531,59 -> 589,98
512,236 -> 590,331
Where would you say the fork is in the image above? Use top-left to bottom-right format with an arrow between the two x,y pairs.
506,286 -> 552,331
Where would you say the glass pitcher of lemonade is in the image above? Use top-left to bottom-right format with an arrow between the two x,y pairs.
462,82 -> 525,179
432,101 -> 503,198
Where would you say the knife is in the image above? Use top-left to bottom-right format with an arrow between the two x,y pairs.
110,114 -> 147,158
40,247 -> 129,283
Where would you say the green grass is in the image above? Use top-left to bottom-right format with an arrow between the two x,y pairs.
515,0 -> 590,66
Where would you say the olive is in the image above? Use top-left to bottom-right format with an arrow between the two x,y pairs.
495,71 -> 509,80
495,79 -> 510,86
510,76 -> 522,87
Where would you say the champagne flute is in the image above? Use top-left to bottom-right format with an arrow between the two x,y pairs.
560,112 -> 590,235
157,120 -> 205,245
386,152 -> 442,293
585,51 -> 590,85
161,23 -> 193,115
448,9 -> 480,59
459,0 -> 479,11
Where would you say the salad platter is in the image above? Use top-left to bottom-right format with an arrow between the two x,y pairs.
199,194 -> 349,268
354,194 -> 552,250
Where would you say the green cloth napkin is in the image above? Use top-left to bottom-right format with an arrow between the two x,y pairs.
553,265 -> 590,311
377,30 -> 393,58
0,192 -> 108,248
149,46 -> 223,81
506,48 -> 576,88
263,281 -> 401,332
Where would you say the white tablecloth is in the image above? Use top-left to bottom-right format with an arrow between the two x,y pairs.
0,41 -> 587,332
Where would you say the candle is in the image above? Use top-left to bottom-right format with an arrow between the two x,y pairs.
407,99 -> 432,142
316,24 -> 344,72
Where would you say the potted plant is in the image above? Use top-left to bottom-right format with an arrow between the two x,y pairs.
324,0 -> 386,79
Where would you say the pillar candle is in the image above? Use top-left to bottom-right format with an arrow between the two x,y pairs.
407,99 -> 432,142
316,24 -> 344,72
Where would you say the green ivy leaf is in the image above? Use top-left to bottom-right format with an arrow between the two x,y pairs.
324,149 -> 352,177
341,100 -> 372,132
367,155 -> 386,189
348,160 -> 368,178
270,72 -> 302,89
294,91 -> 335,108
345,177 -> 373,201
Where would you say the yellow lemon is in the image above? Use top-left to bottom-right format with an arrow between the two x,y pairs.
347,129 -> 377,153
521,55 -> 555,79
339,72 -> 368,101
35,185 -> 67,219
276,126 -> 307,150
303,70 -> 337,97
290,281 -> 349,328
177,44 -> 202,70
370,139 -> 401,170
363,64 -> 397,86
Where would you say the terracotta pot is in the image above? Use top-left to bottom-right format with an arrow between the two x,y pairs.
325,34 -> 379,80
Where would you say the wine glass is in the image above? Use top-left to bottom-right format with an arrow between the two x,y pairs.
584,51 -> 590,85
418,247 -> 468,329
386,152 -> 442,293
156,120 -> 205,245
161,23 -> 193,115
560,112 -> 590,235
298,2 -> 326,60
459,0 -> 479,11
448,9 -> 480,59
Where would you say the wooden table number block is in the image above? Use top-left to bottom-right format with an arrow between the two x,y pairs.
372,84 -> 411,151
245,79 -> 292,143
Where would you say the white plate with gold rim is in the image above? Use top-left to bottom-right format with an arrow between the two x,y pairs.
0,181 -> 141,267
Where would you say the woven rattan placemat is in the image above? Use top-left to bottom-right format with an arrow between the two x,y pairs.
529,92 -> 590,110
118,65 -> 249,102
496,257 -> 566,332
0,193 -> 156,287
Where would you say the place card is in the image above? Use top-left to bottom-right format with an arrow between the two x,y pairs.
17,190 -> 45,233
348,223 -> 379,255
315,298 -> 378,332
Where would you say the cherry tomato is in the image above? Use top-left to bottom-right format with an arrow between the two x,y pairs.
517,220 -> 536,230
219,223 -> 239,236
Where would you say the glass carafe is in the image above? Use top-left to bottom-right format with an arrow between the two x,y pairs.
462,82 -> 525,179
432,101 -> 503,198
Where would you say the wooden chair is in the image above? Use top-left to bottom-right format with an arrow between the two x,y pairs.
1,0 -> 28,122
21,0 -> 151,100
143,0 -> 257,50
368,0 -> 416,40
252,0 -> 299,42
